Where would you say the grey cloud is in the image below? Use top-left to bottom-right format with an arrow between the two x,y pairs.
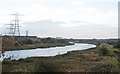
20,20 -> 118,38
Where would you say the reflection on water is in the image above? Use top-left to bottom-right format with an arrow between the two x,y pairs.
1,43 -> 96,61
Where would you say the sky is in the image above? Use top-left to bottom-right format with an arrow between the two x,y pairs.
0,0 -> 118,39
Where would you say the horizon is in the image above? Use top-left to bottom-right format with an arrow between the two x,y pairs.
1,34 -> 118,39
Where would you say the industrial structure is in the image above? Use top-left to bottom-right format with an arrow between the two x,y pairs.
7,13 -> 22,36
5,13 -> 39,43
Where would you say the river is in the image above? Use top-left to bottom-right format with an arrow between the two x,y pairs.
0,43 -> 96,61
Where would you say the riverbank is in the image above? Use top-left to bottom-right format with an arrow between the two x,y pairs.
2,43 -> 96,61
3,43 -> 74,51
2,35 -> 74,51
2,44 -> 119,72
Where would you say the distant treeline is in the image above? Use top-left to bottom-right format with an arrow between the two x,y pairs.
68,38 -> 120,48
38,37 -> 69,44
22,37 -> 69,44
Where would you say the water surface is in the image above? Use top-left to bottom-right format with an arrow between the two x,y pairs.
1,43 -> 96,61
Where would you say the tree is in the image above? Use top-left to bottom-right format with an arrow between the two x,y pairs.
114,43 -> 120,48
100,44 -> 109,56
14,42 -> 19,46
22,39 -> 33,44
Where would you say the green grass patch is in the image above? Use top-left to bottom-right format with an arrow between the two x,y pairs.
108,45 -> 120,52
112,48 -> 120,52
107,56 -> 118,66
107,56 -> 120,72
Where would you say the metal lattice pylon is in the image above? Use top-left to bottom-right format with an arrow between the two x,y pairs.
10,12 -> 23,36
6,12 -> 23,36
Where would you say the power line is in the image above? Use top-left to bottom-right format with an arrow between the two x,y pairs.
7,12 -> 23,36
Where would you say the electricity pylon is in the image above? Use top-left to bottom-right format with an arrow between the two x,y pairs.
10,12 -> 23,36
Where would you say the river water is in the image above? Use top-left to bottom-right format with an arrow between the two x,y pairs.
0,43 -> 96,61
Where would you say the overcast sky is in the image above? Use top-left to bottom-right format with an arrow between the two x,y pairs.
0,0 -> 118,39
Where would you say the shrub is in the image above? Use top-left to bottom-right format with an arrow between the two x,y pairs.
26,39 -> 33,44
90,64 -> 115,72
101,47 -> 109,56
15,42 -> 19,46
22,39 -> 33,44
114,43 -> 120,48
99,44 -> 109,56
34,61 -> 62,72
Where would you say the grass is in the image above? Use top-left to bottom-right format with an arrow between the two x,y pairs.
107,45 -> 120,72
2,43 -> 119,72
107,56 -> 119,66
112,48 -> 120,52
108,45 -> 120,52
90,64 -> 116,72
4,43 -> 74,51
107,56 -> 120,72
3,45 -> 118,72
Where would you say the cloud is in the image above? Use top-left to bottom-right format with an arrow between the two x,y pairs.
0,0 -> 118,38
16,0 -> 117,26
22,20 -> 118,38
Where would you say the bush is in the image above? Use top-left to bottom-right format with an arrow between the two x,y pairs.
99,44 -> 109,56
90,64 -> 115,72
15,42 -> 19,46
101,47 -> 109,56
34,61 -> 62,72
26,39 -> 33,44
22,39 -> 33,44
114,43 -> 120,48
